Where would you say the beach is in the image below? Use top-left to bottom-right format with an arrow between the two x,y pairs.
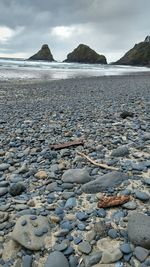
1,73 -> 150,266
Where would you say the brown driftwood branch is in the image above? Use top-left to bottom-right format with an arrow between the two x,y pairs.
77,151 -> 118,171
98,195 -> 130,208
51,139 -> 84,150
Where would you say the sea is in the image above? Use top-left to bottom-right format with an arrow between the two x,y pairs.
0,57 -> 149,81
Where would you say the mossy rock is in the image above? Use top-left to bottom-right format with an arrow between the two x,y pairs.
114,41 -> 150,66
28,44 -> 54,61
64,44 -> 107,64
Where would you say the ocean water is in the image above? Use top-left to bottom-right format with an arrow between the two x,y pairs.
0,58 -> 149,81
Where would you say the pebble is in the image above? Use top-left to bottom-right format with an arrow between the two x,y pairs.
9,182 -> 26,196
122,201 -> 137,210
111,146 -> 129,157
108,229 -> 118,239
0,188 -> 8,196
135,190 -> 150,201
120,243 -> 132,254
78,241 -> 92,254
34,170 -> 48,179
134,246 -> 149,262
0,163 -> 10,171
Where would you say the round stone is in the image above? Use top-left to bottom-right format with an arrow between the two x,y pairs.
120,243 -> 132,254
78,241 -> 92,254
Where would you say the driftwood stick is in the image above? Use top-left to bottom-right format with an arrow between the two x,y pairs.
51,139 -> 84,150
77,151 -> 118,171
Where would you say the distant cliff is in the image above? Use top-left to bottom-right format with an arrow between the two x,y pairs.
28,44 -> 54,61
114,36 -> 150,66
64,44 -> 107,64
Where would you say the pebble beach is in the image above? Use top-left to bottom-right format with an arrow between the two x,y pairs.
1,73 -> 150,267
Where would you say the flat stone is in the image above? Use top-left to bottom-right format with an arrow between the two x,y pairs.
44,251 -> 69,267
135,190 -> 149,201
0,181 -> 9,187
97,238 -> 123,264
65,197 -> 76,209
0,212 -> 9,223
134,246 -> 149,262
11,215 -> 51,250
128,213 -> 150,249
84,252 -> 102,267
143,178 -> 150,185
0,164 -> 10,171
62,168 -> 91,184
111,146 -> 129,157
122,201 -> 137,210
86,230 -> 96,242
94,221 -> 108,238
54,241 -> 68,251
34,170 -> 48,179
92,265 -> 115,267
0,188 -> 8,197
81,171 -> 128,193
78,241 -> 92,254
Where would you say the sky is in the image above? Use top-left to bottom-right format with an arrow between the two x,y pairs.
0,0 -> 150,63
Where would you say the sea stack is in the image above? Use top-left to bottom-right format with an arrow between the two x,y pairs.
114,36 -> 150,66
28,44 -> 55,61
64,44 -> 107,64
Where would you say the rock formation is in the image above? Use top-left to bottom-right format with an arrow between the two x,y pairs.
114,36 -> 150,66
64,44 -> 107,64
28,44 -> 54,61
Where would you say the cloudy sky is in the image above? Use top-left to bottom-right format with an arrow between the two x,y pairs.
0,0 -> 150,62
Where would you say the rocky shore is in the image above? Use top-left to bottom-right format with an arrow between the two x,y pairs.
1,74 -> 150,267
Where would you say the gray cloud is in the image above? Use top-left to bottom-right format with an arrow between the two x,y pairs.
0,0 -> 150,62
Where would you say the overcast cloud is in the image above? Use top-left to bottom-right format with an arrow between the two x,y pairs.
0,0 -> 150,62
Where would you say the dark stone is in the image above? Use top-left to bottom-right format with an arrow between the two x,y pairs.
64,44 -> 107,64
81,171 -> 129,194
111,146 -> 129,157
120,111 -> 134,119
9,182 -> 26,196
28,44 -> 55,61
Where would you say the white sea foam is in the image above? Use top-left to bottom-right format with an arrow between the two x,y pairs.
0,58 -> 149,81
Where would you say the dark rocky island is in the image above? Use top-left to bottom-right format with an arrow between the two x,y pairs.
64,44 -> 107,64
114,36 -> 150,66
28,44 -> 55,61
